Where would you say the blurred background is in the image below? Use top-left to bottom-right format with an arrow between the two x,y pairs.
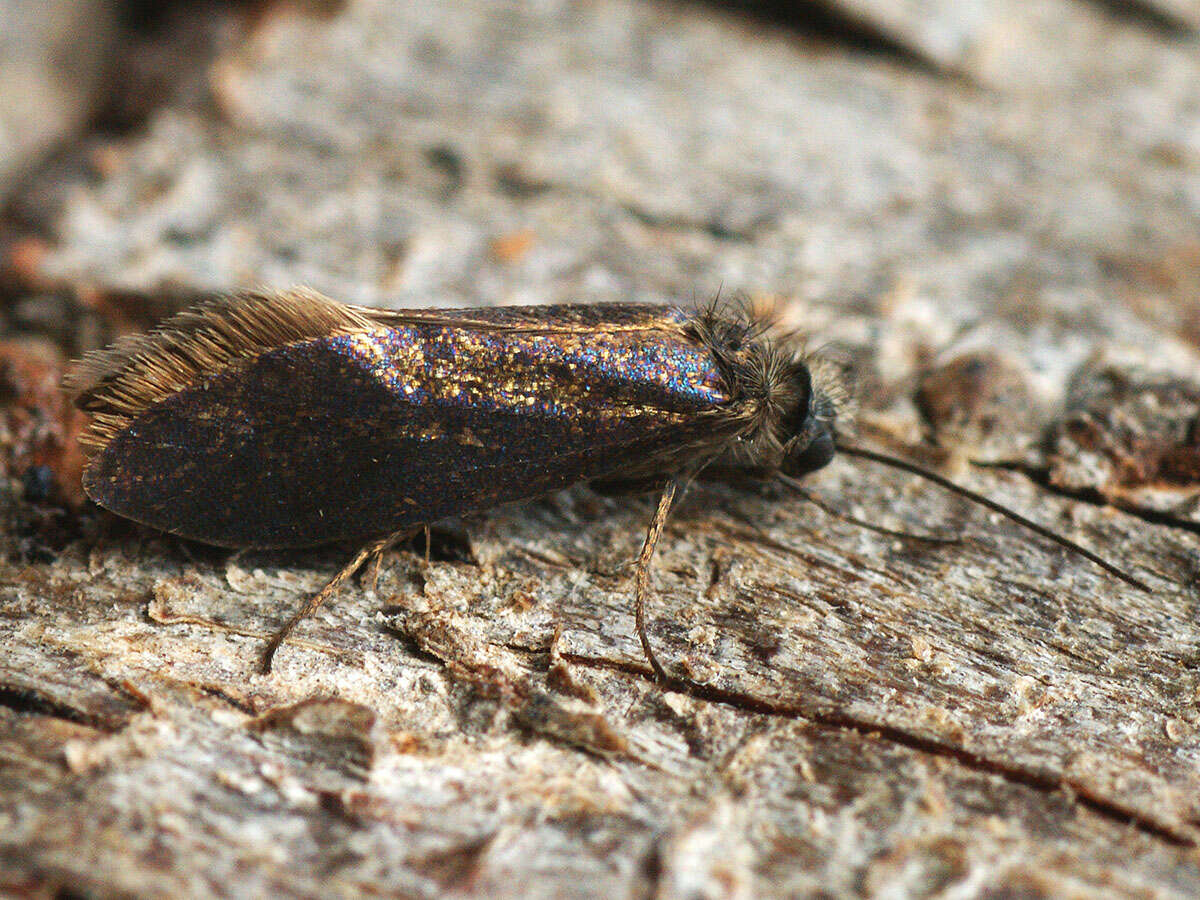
3,1 -> 1200,896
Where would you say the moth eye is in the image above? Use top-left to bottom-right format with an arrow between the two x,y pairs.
784,428 -> 836,477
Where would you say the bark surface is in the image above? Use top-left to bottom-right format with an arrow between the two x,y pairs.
2,1 -> 1200,897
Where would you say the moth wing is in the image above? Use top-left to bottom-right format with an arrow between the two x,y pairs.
77,292 -> 732,547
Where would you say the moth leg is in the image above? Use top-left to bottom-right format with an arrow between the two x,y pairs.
635,481 -> 678,682
365,529 -> 414,591
366,542 -> 386,593
260,529 -> 412,674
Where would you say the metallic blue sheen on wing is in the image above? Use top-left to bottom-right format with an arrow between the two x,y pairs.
83,306 -> 732,547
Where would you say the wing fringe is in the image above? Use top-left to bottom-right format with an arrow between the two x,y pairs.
65,288 -> 378,453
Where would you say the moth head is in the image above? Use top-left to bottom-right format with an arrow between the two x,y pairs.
779,363 -> 838,477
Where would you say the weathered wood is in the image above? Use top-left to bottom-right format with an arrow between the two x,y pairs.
3,0 -> 1200,896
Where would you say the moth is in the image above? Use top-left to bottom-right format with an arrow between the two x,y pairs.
65,289 -> 1147,678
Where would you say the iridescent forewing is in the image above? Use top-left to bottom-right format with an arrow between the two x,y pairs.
80,300 -> 733,547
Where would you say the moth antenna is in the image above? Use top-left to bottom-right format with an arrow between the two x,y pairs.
837,443 -> 1153,593
778,475 -> 959,545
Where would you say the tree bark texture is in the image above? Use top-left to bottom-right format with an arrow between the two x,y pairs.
2,0 -> 1200,896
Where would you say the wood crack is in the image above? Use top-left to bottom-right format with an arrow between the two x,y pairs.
979,458 -> 1200,541
0,684 -> 117,731
559,651 -> 1196,847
